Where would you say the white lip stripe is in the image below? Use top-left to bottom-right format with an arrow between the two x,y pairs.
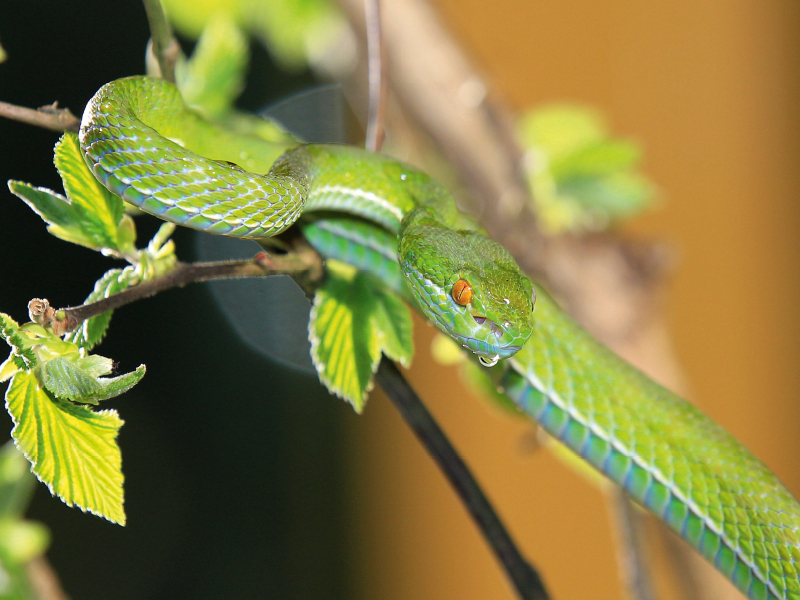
309,185 -> 404,223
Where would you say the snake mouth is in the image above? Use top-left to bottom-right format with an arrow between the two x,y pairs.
453,330 -> 522,360
472,314 -> 508,339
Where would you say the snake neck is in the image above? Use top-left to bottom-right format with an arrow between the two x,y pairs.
275,144 -> 472,235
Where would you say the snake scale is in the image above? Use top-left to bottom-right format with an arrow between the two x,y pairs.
79,76 -> 800,599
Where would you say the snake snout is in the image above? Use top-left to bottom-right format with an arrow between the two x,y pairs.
471,314 -> 509,339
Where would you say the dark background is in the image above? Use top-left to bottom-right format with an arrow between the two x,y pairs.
0,2 -> 357,598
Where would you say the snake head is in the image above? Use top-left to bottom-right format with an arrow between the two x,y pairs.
399,226 -> 535,365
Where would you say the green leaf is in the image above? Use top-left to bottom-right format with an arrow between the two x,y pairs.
9,134 -> 137,253
64,268 -> 137,351
5,371 -> 126,525
550,139 -> 641,180
0,443 -> 40,520
370,288 -> 413,368
0,519 -> 50,565
0,357 -> 18,383
35,357 -> 145,405
76,355 -> 115,378
310,266 -> 379,412
6,181 -> 102,250
0,39 -> 6,63
176,16 -> 249,118
161,0 -> 345,71
309,262 -> 413,412
519,103 -> 657,232
519,104 -> 606,162
559,172 -> 655,218
53,132 -> 131,252
0,314 -> 36,371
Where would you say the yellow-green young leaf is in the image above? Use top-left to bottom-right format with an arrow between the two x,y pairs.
0,356 -> 18,383
0,442 -> 39,518
0,40 -> 6,63
5,371 -> 126,525
176,16 -> 249,118
309,267 -> 380,412
0,442 -> 51,589
7,181 -> 101,250
558,172 -> 655,220
0,314 -> 36,371
309,263 -> 415,412
36,357 -> 145,405
550,139 -> 641,180
53,133 -> 130,252
519,105 -> 606,162
370,288 -> 413,368
0,519 -> 50,564
519,104 -> 656,232
161,0 -> 345,71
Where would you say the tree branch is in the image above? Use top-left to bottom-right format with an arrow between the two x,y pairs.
25,555 -> 71,600
0,100 -> 79,133
29,243 -> 324,336
608,488 -> 659,600
376,359 -> 551,600
142,0 -> 180,83
364,0 -> 387,152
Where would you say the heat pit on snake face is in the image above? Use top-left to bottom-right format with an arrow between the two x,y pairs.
472,314 -> 505,339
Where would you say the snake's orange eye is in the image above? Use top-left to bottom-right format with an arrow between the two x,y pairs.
452,279 -> 473,306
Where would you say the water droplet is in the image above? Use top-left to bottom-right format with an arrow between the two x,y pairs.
479,355 -> 499,367
400,173 -> 408,181
503,298 -> 510,305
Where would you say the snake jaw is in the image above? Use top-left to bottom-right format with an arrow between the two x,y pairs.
471,314 -> 507,339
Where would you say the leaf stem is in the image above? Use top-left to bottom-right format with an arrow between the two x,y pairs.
0,100 -> 79,133
375,359 -> 551,600
37,242 -> 324,336
364,0 -> 387,153
142,0 -> 180,83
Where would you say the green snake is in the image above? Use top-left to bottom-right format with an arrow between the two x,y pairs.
80,76 -> 800,600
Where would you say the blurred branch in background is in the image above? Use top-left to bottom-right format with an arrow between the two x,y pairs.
0,102 -> 79,134
364,0 -> 386,152
142,0 -> 180,82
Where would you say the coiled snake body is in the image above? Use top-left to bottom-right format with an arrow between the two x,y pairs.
80,76 -> 800,600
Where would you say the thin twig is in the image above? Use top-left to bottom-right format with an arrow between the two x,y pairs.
26,555 -> 71,600
375,359 -> 551,600
142,0 -> 180,83
364,0 -> 387,152
608,488 -> 659,600
31,245 -> 323,336
0,100 -> 79,133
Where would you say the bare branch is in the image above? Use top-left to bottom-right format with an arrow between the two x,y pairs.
142,0 -> 180,83
30,242 -> 323,336
608,488 -> 659,600
376,359 -> 551,600
0,100 -> 79,133
364,0 -> 387,152
25,556 -> 71,600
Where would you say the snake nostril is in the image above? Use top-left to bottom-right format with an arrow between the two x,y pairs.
473,315 -> 486,325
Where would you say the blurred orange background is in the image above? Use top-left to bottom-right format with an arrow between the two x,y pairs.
345,1 -> 800,598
